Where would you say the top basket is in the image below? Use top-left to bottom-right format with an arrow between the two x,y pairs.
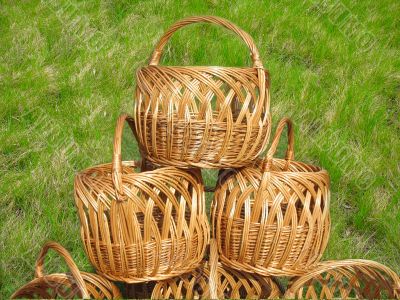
135,16 -> 271,169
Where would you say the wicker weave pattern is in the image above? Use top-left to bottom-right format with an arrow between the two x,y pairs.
285,260 -> 400,299
151,240 -> 283,299
135,16 -> 271,169
11,242 -> 121,299
74,114 -> 209,283
212,118 -> 330,276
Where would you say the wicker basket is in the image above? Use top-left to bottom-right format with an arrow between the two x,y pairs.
151,239 -> 283,299
74,113 -> 209,283
212,118 -> 331,276
135,16 -> 271,169
285,259 -> 400,299
11,242 -> 121,299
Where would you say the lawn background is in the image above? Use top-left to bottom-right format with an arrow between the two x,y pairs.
0,0 -> 399,297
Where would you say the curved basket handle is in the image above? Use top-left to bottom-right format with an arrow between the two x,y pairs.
149,15 -> 263,68
209,239 -> 218,299
262,117 -> 294,172
112,113 -> 137,201
35,242 -> 90,299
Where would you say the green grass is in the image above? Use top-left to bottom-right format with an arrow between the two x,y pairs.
1,0 -> 399,297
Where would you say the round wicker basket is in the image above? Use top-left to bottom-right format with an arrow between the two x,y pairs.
151,239 -> 283,299
11,242 -> 121,299
74,113 -> 209,283
135,16 -> 271,169
285,259 -> 400,299
212,118 -> 331,276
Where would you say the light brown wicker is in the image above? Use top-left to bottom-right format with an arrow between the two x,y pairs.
74,113 -> 209,283
135,15 -> 271,169
11,242 -> 121,299
285,259 -> 400,299
151,239 -> 283,299
212,117 -> 331,276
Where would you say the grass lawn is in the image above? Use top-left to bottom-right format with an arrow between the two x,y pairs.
0,0 -> 399,297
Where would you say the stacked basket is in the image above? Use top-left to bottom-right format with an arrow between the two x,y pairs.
12,16 -> 400,299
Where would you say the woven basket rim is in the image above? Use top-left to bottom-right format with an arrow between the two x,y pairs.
241,158 -> 330,176
138,65 -> 269,71
76,160 -> 181,177
299,259 -> 400,277
75,161 -> 199,201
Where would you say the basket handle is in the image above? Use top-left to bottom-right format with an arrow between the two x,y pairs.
148,15 -> 263,68
35,242 -> 90,299
112,113 -> 137,201
262,117 -> 294,172
208,239 -> 219,300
